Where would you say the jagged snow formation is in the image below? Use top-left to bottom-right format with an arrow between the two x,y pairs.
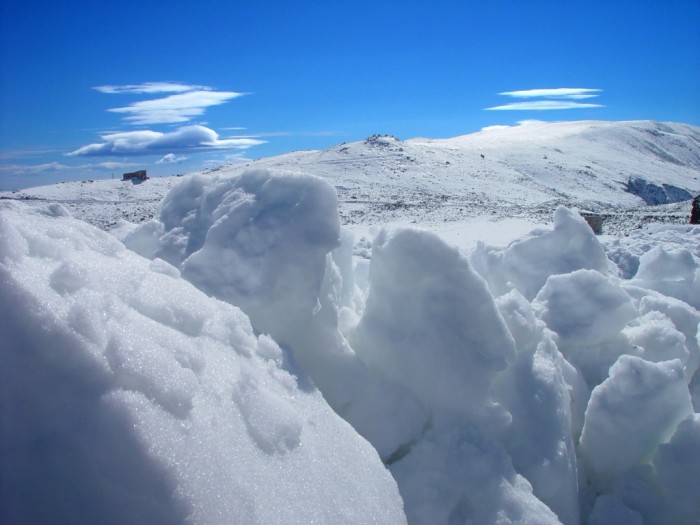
3,168 -> 700,525
0,200 -> 406,525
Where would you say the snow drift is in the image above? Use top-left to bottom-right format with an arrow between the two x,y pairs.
2,167 -> 700,525
0,200 -> 405,525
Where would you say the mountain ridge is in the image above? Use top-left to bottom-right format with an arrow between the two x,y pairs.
2,120 -> 699,232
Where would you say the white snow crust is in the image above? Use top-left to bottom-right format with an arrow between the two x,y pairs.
2,126 -> 700,525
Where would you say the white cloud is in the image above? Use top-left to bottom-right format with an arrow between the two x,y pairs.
480,125 -> 511,132
156,153 -> 188,164
107,90 -> 244,125
67,125 -> 266,157
500,88 -> 602,99
486,101 -> 604,111
94,82 -> 208,94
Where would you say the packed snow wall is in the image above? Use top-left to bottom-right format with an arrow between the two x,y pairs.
3,168 -> 700,525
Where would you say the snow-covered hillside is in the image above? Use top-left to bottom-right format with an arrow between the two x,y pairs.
242,120 -> 700,223
2,120 -> 698,234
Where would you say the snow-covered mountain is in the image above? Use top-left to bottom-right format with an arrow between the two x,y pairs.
247,120 -> 700,212
3,120 -> 698,233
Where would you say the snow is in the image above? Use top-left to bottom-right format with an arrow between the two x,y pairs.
2,121 -> 700,524
471,207 -> 612,301
579,356 -> 693,489
349,227 -> 515,415
0,200 -> 405,525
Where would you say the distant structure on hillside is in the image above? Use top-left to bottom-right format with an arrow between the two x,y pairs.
122,170 -> 148,181
691,194 -> 700,224
579,210 -> 605,235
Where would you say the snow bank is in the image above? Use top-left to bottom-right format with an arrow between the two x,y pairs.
0,201 -> 406,525
6,164 -> 700,525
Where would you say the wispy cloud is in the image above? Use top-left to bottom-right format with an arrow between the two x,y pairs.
499,88 -> 602,99
93,82 -> 246,125
486,87 -> 604,111
486,100 -> 604,111
107,90 -> 244,125
94,82 -> 208,94
156,153 -> 188,164
67,125 -> 266,157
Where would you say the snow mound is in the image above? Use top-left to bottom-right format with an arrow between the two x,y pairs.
350,227 -> 515,415
0,200 -> 406,525
125,168 -> 340,347
579,356 -> 693,489
471,207 -> 611,300
126,169 -> 429,461
630,244 -> 700,310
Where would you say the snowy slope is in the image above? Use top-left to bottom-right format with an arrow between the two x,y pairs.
240,120 -> 700,220
0,177 -> 182,230
2,120 -> 698,234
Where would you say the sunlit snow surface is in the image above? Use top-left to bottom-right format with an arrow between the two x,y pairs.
2,164 -> 700,523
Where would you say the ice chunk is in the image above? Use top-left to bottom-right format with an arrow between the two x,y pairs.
578,356 -> 693,490
630,245 -> 700,310
493,336 -> 579,525
534,269 -> 638,347
623,311 -> 689,366
635,244 -> 698,281
350,227 -> 515,415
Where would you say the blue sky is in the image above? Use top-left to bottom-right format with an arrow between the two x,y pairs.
1,0 -> 699,190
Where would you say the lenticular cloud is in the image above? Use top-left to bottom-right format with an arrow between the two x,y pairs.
68,125 -> 264,157
2,168 -> 699,525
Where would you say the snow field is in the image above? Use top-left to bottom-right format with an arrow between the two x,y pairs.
2,168 -> 699,524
